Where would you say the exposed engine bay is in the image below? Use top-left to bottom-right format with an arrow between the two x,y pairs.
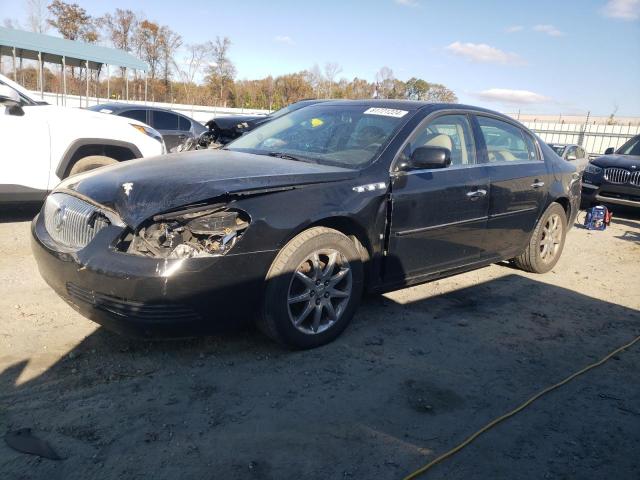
123,205 -> 249,259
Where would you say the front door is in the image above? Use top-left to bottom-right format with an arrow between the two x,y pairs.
386,113 -> 489,282
474,115 -> 549,258
0,104 -> 50,201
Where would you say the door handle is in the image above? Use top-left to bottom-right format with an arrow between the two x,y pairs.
466,189 -> 487,200
531,181 -> 545,188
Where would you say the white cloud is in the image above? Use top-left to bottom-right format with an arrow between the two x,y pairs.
274,35 -> 294,45
601,0 -> 640,20
445,42 -> 525,65
476,88 -> 551,105
533,24 -> 566,37
505,25 -> 524,33
395,0 -> 419,6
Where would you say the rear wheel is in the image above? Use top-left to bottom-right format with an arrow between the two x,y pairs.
513,203 -> 567,274
258,227 -> 364,349
68,155 -> 118,176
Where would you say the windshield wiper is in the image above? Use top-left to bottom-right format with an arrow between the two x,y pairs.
267,152 -> 310,162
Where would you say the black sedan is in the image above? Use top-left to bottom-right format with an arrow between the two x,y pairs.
88,103 -> 207,151
581,134 -> 640,209
206,99 -> 327,144
31,101 -> 580,348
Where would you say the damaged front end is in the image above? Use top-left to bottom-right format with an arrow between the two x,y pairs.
119,204 -> 250,259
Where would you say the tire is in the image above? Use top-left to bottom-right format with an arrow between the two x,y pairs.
258,227 -> 364,349
68,155 -> 118,176
512,203 -> 567,274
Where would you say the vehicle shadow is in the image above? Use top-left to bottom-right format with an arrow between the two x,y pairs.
1,273 -> 638,480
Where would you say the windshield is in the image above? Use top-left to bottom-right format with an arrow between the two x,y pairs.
616,135 -> 640,156
550,145 -> 566,156
227,104 -> 410,168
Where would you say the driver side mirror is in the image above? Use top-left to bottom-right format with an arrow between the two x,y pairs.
566,152 -> 577,161
399,146 -> 452,171
0,85 -> 24,116
604,147 -> 615,155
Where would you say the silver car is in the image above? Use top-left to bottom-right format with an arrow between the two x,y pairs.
549,143 -> 589,172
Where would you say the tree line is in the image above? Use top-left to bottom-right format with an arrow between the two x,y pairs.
2,1 -> 457,110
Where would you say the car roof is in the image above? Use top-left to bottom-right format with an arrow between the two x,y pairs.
315,99 -> 508,116
88,103 -> 189,115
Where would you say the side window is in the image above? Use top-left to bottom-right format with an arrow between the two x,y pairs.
405,114 -> 476,166
577,147 -> 586,159
565,146 -> 577,160
178,116 -> 191,131
152,111 -> 179,130
478,116 -> 537,162
120,109 -> 147,123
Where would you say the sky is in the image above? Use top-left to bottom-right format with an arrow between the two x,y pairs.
1,0 -> 639,115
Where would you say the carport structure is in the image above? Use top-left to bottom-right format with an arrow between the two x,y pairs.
0,26 -> 148,105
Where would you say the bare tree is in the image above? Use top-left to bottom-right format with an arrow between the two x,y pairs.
160,26 -> 182,100
177,42 -> 214,105
374,66 -> 395,99
26,0 -> 49,33
305,64 -> 324,98
100,9 -> 138,97
324,62 -> 342,98
206,37 -> 236,106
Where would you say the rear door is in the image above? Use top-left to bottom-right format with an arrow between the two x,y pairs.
386,113 -> 490,282
150,110 -> 183,151
474,115 -> 550,258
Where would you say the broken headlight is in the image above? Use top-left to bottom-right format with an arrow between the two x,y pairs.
123,206 -> 250,259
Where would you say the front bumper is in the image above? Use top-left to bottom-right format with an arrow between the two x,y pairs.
31,213 -> 276,337
581,178 -> 640,208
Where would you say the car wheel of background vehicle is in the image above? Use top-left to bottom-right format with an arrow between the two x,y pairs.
68,155 -> 118,176
513,202 -> 567,274
259,227 -> 364,349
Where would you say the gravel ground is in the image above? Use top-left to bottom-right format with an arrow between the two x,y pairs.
0,205 -> 638,480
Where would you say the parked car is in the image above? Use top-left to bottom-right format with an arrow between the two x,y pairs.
31,100 -> 580,348
0,73 -> 165,204
549,143 -> 589,172
87,103 -> 207,152
581,134 -> 640,209
206,99 -> 327,144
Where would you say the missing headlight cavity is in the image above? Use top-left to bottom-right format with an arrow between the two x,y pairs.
126,206 -> 249,259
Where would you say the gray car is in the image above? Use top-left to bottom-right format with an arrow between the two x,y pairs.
88,103 -> 207,152
549,143 -> 589,172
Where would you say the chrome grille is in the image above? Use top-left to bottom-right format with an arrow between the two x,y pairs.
630,171 -> 640,186
44,193 -> 109,250
604,168 -> 631,184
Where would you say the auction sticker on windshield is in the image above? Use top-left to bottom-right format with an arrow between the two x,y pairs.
363,107 -> 408,118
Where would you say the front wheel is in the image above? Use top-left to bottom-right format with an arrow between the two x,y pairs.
68,155 -> 118,176
512,202 -> 567,274
258,227 -> 364,349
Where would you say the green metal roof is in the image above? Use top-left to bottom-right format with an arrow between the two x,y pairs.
0,27 -> 147,71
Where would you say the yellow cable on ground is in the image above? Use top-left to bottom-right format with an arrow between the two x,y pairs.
403,334 -> 640,480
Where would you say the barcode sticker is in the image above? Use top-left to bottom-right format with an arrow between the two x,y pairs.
363,107 -> 408,118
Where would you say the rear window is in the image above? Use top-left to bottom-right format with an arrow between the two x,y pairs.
179,116 -> 191,131
152,111 -> 179,130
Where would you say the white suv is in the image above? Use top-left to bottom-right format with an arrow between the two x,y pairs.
0,73 -> 165,204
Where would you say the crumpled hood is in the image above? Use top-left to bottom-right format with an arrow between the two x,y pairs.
56,149 -> 357,227
591,154 -> 640,169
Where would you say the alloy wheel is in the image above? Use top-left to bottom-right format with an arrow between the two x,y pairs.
539,213 -> 562,263
287,249 -> 352,334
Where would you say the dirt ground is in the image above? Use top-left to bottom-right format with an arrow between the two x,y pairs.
0,205 -> 638,480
